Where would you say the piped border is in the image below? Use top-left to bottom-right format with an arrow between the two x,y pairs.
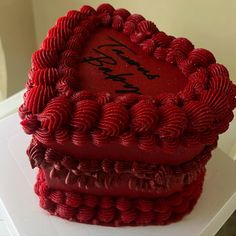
19,3 -> 236,152
27,138 -> 214,193
35,168 -> 204,226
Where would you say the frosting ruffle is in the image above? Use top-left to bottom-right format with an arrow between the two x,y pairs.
28,139 -> 213,192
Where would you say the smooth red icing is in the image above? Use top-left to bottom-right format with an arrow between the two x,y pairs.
45,141 -> 204,165
76,27 -> 188,96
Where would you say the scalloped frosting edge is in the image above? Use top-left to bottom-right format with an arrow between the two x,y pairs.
19,3 -> 236,152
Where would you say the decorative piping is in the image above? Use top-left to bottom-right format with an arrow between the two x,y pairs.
27,139 -> 214,193
35,168 -> 204,226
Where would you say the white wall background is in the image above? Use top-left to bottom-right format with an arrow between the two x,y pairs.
32,0 -> 236,83
0,0 -> 36,98
1,0 -> 235,98
0,37 -> 7,100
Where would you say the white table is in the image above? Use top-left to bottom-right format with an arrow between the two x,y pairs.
0,114 -> 236,236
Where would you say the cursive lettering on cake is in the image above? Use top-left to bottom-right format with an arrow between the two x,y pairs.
81,36 -> 160,94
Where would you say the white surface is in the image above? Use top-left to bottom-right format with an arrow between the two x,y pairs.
0,90 -> 25,120
0,113 -> 236,236
0,199 -> 19,236
218,109 -> 236,160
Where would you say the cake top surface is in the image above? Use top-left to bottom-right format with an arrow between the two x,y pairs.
77,27 -> 187,96
19,3 -> 236,153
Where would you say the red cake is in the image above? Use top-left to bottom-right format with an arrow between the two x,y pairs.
19,3 -> 236,226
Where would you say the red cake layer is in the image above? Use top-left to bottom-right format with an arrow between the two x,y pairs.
19,3 -> 236,156
35,168 -> 205,226
27,139 -> 213,198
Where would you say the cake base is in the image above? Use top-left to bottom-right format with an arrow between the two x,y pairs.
35,169 -> 205,226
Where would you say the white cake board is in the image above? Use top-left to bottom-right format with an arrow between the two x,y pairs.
0,113 -> 236,236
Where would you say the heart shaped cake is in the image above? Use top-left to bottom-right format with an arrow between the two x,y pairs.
19,3 -> 236,226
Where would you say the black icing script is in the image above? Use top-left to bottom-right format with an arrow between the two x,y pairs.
81,36 -> 160,94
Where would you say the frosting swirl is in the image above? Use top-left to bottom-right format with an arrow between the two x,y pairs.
26,139 -> 45,168
112,15 -> 124,30
71,130 -> 90,146
39,96 -> 72,131
48,25 -> 72,40
154,47 -> 167,61
71,100 -> 100,131
113,8 -> 130,20
21,114 -> 40,134
152,32 -> 172,47
158,105 -> 187,138
189,48 -> 216,66
71,90 -> 95,103
137,20 -> 158,36
41,37 -> 66,51
25,85 -> 55,114
119,131 -> 136,147
123,21 -> 136,35
98,12 -> 111,26
56,16 -> 78,29
200,89 -> 229,119
96,3 -> 115,15
98,102 -> 129,136
80,5 -> 96,16
141,39 -> 156,54
131,100 -> 159,132
115,94 -> 140,108
130,31 -> 146,43
127,14 -> 145,24
95,92 -> 112,105
30,68 -> 59,86
32,49 -> 58,69
55,128 -> 70,144
91,130 -> 109,146
208,63 -> 229,78
170,38 -> 194,55
184,101 -> 214,132
138,135 -> 157,151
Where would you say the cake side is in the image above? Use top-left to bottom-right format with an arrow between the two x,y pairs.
27,138 -> 214,198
